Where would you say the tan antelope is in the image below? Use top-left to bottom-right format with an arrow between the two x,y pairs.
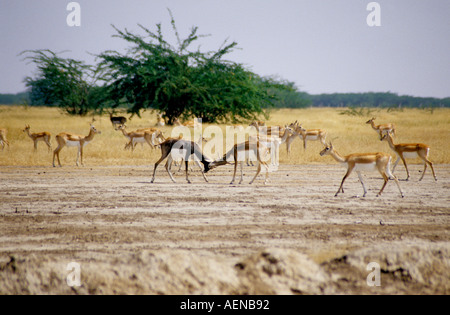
156,113 -> 165,126
366,117 -> 396,137
210,140 -> 270,185
249,121 -> 283,137
23,125 -> 52,152
249,125 -> 293,166
380,132 -> 437,181
249,121 -> 265,128
320,142 -> 404,198
151,137 -> 213,184
53,125 -> 101,167
247,123 -> 285,166
174,117 -> 199,128
290,122 -> 327,150
118,125 -> 164,151
0,128 -> 9,150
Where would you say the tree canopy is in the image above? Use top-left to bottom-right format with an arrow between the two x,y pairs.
21,49 -> 108,116
98,13 -> 291,123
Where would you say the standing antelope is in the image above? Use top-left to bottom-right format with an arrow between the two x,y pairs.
210,140 -> 270,185
0,128 -> 9,150
110,113 -> 127,130
23,125 -> 52,152
320,143 -> 404,198
151,138 -> 212,184
366,117 -> 396,137
380,132 -> 437,181
156,113 -> 165,126
249,125 -> 293,166
290,122 -> 327,150
118,125 -> 164,151
53,125 -> 101,167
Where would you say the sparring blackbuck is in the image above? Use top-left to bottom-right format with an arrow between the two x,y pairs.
210,140 -> 270,185
151,138 -> 213,184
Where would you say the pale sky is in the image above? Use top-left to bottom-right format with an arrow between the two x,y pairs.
0,0 -> 449,98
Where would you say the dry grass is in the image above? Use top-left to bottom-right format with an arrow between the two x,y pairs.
0,105 -> 449,167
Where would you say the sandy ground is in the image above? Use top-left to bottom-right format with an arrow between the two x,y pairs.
0,163 -> 449,295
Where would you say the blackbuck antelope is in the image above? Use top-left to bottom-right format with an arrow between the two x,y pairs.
174,117 -> 198,128
249,122 -> 289,163
380,132 -> 437,181
174,136 -> 211,172
249,121 -> 266,128
366,117 -> 396,137
110,113 -> 127,130
210,140 -> 270,185
118,125 -> 164,151
151,138 -> 213,184
156,113 -> 165,126
320,143 -> 404,198
290,121 -> 327,150
53,125 -> 101,167
23,125 -> 52,152
0,128 -> 10,150
249,125 -> 293,166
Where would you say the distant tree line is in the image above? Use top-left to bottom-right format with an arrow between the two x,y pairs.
3,90 -> 448,110
307,92 -> 450,108
0,92 -> 30,105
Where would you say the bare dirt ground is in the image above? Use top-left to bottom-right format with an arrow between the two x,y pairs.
0,163 -> 449,295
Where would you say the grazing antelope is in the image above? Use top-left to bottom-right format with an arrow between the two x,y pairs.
151,138 -> 212,184
0,128 -> 9,150
23,125 -> 52,152
53,125 -> 101,167
210,140 -> 270,185
290,122 -> 327,150
380,132 -> 437,181
366,117 -> 396,137
320,142 -> 404,198
110,113 -> 127,130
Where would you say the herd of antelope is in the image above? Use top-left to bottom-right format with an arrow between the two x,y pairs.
0,113 -> 437,197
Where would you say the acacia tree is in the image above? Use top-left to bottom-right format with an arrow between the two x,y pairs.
21,49 -> 108,116
99,14 -> 290,124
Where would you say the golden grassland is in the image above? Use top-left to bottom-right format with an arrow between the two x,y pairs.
0,105 -> 449,167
